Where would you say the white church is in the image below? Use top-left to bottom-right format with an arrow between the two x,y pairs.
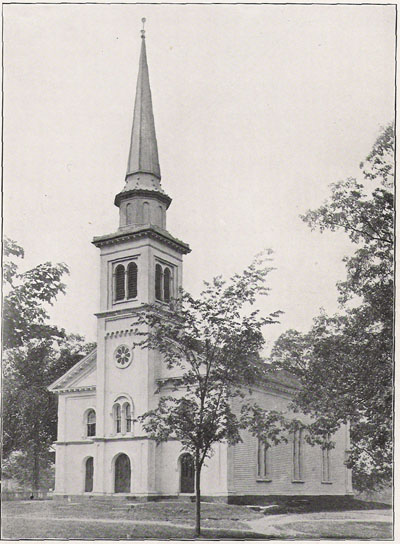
49,25 -> 353,502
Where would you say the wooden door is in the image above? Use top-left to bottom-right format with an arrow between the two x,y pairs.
115,454 -> 131,493
180,453 -> 194,493
85,457 -> 94,492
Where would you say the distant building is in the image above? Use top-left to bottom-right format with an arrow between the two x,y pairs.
49,25 -> 352,501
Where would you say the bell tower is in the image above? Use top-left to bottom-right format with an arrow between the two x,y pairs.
91,20 -> 190,496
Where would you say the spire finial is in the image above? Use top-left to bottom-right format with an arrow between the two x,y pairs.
141,17 -> 146,39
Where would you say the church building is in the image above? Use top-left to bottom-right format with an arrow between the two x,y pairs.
49,24 -> 352,501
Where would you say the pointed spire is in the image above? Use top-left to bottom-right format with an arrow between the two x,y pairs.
126,19 -> 161,180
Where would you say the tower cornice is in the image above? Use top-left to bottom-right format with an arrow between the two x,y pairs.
114,188 -> 172,209
92,224 -> 191,254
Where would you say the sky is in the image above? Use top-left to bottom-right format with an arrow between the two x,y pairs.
3,4 -> 395,353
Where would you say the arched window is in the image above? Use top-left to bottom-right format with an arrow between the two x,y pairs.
126,203 -> 133,225
158,205 -> 163,227
155,264 -> 163,301
115,265 -> 125,301
113,398 -> 133,435
87,410 -> 96,437
164,268 -> 171,302
127,262 -> 138,299
293,429 -> 303,481
143,202 -> 150,223
125,404 -> 133,433
257,439 -> 270,479
114,404 -> 122,434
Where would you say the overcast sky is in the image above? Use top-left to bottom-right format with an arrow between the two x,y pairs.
4,4 -> 395,352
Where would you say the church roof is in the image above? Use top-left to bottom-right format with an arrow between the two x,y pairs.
126,26 -> 161,180
48,349 -> 97,393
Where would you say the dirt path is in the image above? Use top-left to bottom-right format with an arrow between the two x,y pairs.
246,509 -> 392,537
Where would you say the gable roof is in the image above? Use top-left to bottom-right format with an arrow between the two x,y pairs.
48,349 -> 97,394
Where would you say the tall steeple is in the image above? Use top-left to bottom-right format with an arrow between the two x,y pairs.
126,19 -> 161,181
113,20 -> 176,233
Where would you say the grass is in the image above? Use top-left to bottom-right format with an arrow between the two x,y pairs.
279,520 -> 392,539
2,518 -> 268,540
2,498 -> 393,540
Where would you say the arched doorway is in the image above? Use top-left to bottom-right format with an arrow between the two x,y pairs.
85,457 -> 94,492
114,453 -> 131,493
180,453 -> 194,493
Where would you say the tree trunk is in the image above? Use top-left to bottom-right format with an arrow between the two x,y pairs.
32,443 -> 40,496
194,448 -> 201,537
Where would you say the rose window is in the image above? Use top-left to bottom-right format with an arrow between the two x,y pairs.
114,345 -> 132,368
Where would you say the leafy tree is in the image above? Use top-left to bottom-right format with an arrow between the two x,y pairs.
133,251 -> 295,536
3,237 -> 69,349
271,122 -> 394,492
3,238 -> 95,492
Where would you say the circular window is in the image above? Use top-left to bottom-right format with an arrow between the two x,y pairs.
114,345 -> 132,369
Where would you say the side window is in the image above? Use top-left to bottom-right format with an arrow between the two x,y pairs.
257,439 -> 271,480
293,429 -> 303,481
87,409 -> 96,437
322,435 -> 332,482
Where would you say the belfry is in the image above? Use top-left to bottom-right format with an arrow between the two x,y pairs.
49,22 -> 352,500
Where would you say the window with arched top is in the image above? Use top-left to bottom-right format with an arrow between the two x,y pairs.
164,267 -> 171,302
127,262 -> 138,299
124,403 -> 133,433
126,203 -> 133,225
115,265 -> 125,301
114,404 -> 121,434
158,205 -> 163,227
155,263 -> 173,303
113,261 -> 138,303
113,398 -> 134,435
155,264 -> 163,301
87,410 -> 96,437
143,202 -> 150,223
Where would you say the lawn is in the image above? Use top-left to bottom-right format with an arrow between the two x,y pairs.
278,520 -> 392,539
2,499 -> 393,540
2,518 -> 268,540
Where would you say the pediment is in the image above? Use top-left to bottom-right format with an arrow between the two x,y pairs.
48,349 -> 97,393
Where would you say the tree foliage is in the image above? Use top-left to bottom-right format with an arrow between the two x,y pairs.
133,251 -> 295,535
3,237 -> 69,349
3,238 -> 95,491
271,122 -> 394,492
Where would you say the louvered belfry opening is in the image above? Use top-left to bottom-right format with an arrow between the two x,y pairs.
115,264 -> 125,301
127,262 -> 138,298
155,264 -> 162,301
164,267 -> 171,302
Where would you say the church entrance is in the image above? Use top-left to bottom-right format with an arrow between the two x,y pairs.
114,453 -> 131,493
85,457 -> 94,492
180,453 -> 195,493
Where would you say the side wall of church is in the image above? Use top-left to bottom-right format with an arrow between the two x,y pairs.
228,388 -> 352,497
